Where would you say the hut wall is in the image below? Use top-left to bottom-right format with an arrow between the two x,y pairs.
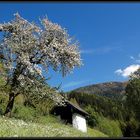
72,113 -> 87,133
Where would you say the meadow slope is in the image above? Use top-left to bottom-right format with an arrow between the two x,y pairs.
0,116 -> 108,137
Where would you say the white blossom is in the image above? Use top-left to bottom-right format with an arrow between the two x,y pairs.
0,13 -> 82,104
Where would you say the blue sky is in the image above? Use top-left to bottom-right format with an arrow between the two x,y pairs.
0,2 -> 140,91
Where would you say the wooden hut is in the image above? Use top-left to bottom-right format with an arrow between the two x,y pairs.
51,100 -> 89,133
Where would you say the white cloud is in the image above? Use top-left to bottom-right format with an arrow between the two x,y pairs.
115,64 -> 140,78
136,59 -> 140,63
81,46 -> 120,55
115,69 -> 123,74
130,54 -> 140,64
130,56 -> 134,60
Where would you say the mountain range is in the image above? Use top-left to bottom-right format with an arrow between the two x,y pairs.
70,81 -> 128,100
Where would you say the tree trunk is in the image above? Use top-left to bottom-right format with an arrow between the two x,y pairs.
4,92 -> 15,117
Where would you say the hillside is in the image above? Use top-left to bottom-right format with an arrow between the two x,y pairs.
0,80 -> 108,137
0,115 -> 107,137
67,81 -> 129,122
71,81 -> 128,100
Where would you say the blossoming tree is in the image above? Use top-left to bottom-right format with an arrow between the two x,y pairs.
0,13 -> 82,116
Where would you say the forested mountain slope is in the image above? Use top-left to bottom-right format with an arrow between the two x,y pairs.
71,81 -> 128,100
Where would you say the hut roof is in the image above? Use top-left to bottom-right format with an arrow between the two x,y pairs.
65,100 -> 89,116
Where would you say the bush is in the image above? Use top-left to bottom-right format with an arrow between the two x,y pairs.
85,105 -> 99,127
12,105 -> 37,122
120,117 -> 139,137
35,99 -> 55,116
23,93 -> 55,116
12,103 -> 63,125
0,93 -> 8,115
97,117 -> 123,137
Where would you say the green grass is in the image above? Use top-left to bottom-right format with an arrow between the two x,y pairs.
87,127 -> 108,137
0,93 -> 107,137
0,115 -> 108,137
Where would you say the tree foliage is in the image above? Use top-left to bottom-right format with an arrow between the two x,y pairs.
0,13 -> 82,115
68,91 -> 127,121
125,68 -> 140,121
